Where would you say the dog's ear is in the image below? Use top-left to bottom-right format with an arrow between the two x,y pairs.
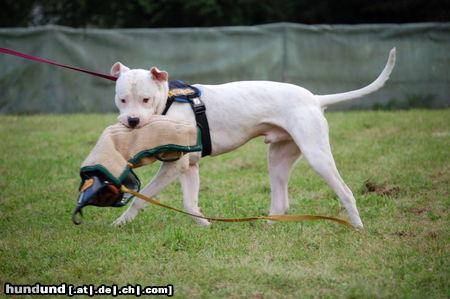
150,67 -> 168,82
110,62 -> 130,77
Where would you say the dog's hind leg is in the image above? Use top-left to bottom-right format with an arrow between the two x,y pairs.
179,163 -> 211,226
112,155 -> 189,226
287,108 -> 364,228
268,140 -> 301,216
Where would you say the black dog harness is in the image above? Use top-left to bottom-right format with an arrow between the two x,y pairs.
162,80 -> 212,157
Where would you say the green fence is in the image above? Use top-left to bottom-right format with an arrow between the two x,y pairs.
0,23 -> 448,114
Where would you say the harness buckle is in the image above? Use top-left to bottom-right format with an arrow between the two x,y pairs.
191,97 -> 206,113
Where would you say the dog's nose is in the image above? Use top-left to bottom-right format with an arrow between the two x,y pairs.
128,117 -> 140,128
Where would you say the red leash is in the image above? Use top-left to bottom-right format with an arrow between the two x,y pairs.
0,47 -> 118,81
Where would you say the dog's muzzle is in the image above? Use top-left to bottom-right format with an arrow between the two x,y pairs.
72,171 -> 140,225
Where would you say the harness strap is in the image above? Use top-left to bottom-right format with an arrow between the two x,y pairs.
161,97 -> 175,116
162,81 -> 212,157
189,97 -> 212,157
121,185 -> 355,230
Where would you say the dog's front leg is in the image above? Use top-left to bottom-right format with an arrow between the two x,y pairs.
112,155 -> 189,226
179,163 -> 211,226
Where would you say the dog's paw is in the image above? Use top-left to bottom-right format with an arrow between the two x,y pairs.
111,217 -> 127,227
353,223 -> 364,230
111,211 -> 136,227
351,217 -> 364,229
185,207 -> 211,227
189,214 -> 211,227
196,218 -> 211,227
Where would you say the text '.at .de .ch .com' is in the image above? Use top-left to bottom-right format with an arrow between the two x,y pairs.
4,283 -> 174,296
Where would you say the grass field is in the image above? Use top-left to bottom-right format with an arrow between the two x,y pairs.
0,110 -> 448,298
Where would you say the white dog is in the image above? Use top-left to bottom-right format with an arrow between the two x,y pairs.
110,48 -> 396,228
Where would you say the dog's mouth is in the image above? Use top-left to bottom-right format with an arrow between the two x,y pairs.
123,124 -> 140,129
120,118 -> 151,129
120,121 -> 144,129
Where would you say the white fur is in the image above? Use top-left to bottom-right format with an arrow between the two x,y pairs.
111,48 -> 396,229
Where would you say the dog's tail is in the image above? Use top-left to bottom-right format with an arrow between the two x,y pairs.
316,48 -> 396,107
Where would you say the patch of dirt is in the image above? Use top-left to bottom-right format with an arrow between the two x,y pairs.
363,181 -> 400,197
427,232 -> 438,238
390,231 -> 438,238
391,231 -> 416,237
407,208 -> 431,214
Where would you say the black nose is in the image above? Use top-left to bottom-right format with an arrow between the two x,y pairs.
128,117 -> 140,128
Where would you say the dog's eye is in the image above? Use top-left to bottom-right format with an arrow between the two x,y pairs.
143,98 -> 149,103
120,99 -> 126,104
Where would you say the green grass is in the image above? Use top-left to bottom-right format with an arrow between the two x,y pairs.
0,110 -> 448,298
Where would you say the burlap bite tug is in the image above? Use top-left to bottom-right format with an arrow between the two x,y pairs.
73,115 -> 202,224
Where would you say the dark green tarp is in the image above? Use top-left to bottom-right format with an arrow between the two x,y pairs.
0,22 -> 448,113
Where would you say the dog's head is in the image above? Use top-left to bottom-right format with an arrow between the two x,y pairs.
111,62 -> 169,128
